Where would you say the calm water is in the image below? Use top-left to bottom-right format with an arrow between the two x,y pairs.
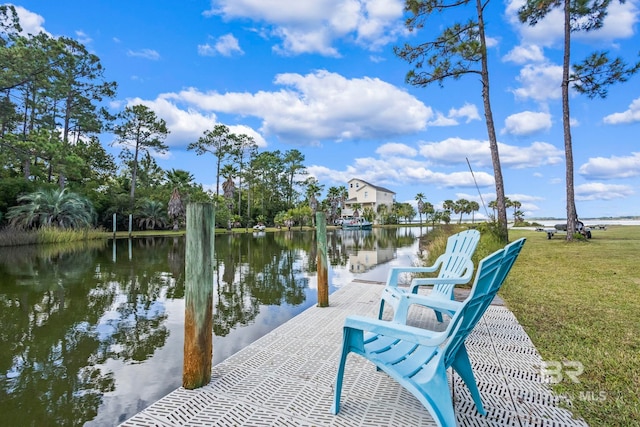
0,227 -> 427,427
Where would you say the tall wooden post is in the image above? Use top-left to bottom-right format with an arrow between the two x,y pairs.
128,214 -> 133,238
316,212 -> 329,307
183,203 -> 215,389
112,212 -> 116,239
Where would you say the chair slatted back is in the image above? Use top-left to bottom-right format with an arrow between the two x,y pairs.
442,238 -> 526,368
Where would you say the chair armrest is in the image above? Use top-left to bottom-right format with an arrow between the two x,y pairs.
385,256 -> 446,288
408,258 -> 474,293
344,315 -> 447,347
411,276 -> 471,286
398,293 -> 464,313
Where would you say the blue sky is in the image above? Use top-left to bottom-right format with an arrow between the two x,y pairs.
9,0 -> 640,219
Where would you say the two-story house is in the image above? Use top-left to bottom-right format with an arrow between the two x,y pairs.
342,178 -> 395,223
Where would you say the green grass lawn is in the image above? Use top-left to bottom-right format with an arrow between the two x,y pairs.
501,226 -> 640,426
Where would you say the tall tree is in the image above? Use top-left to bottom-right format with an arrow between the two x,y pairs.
113,104 -> 169,212
228,132 -> 257,218
282,149 -> 306,209
395,0 -> 509,241
187,124 -> 232,199
519,0 -> 639,240
48,36 -> 116,188
303,176 -> 324,226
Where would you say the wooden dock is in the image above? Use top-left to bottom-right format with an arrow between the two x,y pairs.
120,281 -> 587,426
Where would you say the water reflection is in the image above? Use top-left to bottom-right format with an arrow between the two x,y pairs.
0,227 -> 424,426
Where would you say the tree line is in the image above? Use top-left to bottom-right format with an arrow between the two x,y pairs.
0,6 -> 331,231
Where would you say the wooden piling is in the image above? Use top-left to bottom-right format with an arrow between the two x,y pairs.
183,203 -> 215,389
316,212 -> 329,307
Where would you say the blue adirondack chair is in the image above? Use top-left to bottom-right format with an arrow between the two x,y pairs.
379,229 -> 481,323
331,238 -> 526,426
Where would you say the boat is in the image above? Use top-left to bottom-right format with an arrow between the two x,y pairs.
341,217 -> 373,230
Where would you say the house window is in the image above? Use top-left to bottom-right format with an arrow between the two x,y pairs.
356,183 -> 359,188
364,191 -> 368,199
350,183 -> 353,188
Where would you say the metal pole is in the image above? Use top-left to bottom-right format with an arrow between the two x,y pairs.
183,203 -> 215,389
128,214 -> 132,238
112,212 -> 116,239
316,212 -> 329,307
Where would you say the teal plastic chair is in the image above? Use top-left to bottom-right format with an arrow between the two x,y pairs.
331,238 -> 526,426
379,229 -> 481,323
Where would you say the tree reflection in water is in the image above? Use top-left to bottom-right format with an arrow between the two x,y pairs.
0,226 -> 421,426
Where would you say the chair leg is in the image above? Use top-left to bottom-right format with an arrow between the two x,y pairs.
451,345 -> 485,415
415,363 -> 458,427
378,299 -> 385,320
330,328 -> 361,414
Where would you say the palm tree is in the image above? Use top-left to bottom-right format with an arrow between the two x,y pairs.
376,203 -> 389,225
362,207 -> 375,223
7,188 -> 96,229
167,188 -> 184,230
504,197 -> 513,223
136,199 -> 168,230
326,186 -> 342,224
469,201 -> 480,223
488,200 -> 497,220
442,200 -> 454,217
351,203 -> 362,218
454,199 -> 470,224
511,200 -> 522,223
415,193 -> 425,225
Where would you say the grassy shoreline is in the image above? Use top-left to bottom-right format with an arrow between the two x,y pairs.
501,226 -> 639,426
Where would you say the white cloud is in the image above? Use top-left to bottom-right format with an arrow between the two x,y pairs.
122,97 -> 266,148
12,5 -> 49,36
164,70 -> 432,143
449,103 -> 481,123
428,113 -> 459,127
375,143 -> 417,157
308,155 -> 495,190
575,0 -> 639,41
575,182 -> 634,201
603,97 -> 640,124
75,30 -> 92,45
503,44 -> 545,64
512,63 -> 562,101
578,152 -> 640,179
418,137 -> 563,169
505,0 -> 563,46
204,0 -> 405,56
428,103 -> 480,126
198,34 -> 244,57
127,49 -> 160,60
502,111 -> 552,136
505,0 -> 638,46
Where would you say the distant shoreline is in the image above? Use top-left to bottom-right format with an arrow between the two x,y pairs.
529,219 -> 640,227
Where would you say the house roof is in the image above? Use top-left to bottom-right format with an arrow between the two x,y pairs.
349,178 -> 395,194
